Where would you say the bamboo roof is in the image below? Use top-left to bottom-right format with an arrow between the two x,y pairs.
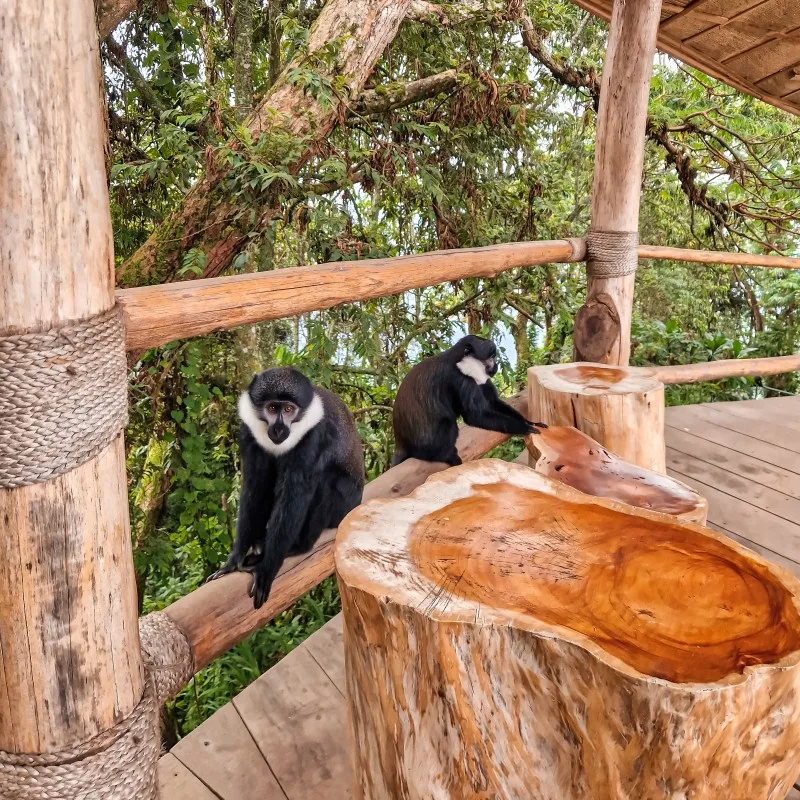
574,0 -> 800,117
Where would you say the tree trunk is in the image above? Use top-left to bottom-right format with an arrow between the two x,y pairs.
526,425 -> 707,524
528,362 -> 666,473
0,0 -> 143,756
232,0 -> 263,381
336,460 -> 800,800
117,0 -> 413,287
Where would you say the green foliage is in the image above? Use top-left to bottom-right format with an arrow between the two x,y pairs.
109,0 -> 800,740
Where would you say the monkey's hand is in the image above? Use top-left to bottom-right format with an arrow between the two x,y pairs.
206,553 -> 248,583
526,420 -> 548,434
249,565 -> 275,610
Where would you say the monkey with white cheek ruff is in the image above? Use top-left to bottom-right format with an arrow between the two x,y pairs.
392,335 -> 546,467
209,368 -> 364,609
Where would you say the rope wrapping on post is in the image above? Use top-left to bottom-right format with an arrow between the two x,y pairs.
0,305 -> 128,488
0,613 -> 194,799
586,228 -> 639,278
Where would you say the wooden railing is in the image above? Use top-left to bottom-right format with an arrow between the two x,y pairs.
118,240 -> 800,351
138,240 -> 800,682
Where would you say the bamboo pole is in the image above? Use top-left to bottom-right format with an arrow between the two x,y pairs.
0,0 -> 143,755
573,0 -> 663,366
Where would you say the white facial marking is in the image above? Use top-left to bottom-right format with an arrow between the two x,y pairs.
457,355 -> 490,385
238,391 -> 325,455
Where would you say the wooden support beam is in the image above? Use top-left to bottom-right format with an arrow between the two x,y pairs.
574,0 -> 663,366
0,0 -> 143,755
118,240 -> 586,352
159,400 -> 526,673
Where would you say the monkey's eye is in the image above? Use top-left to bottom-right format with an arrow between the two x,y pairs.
266,403 -> 279,415
283,404 -> 296,416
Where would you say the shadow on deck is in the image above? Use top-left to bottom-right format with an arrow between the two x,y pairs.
160,396 -> 800,800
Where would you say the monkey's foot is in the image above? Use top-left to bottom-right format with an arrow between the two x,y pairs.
249,569 -> 275,610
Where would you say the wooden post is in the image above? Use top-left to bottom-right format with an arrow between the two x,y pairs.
528,362 -> 666,473
336,460 -> 800,800
0,0 -> 143,761
573,0 -> 662,366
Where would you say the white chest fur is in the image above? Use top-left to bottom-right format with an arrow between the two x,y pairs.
238,391 -> 325,455
456,355 -> 490,385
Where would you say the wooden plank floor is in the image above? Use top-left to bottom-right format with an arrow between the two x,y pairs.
162,396 -> 800,800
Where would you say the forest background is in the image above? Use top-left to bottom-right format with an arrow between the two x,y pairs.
101,0 -> 800,741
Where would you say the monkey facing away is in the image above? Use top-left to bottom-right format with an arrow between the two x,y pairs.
210,368 -> 364,609
392,335 -> 546,467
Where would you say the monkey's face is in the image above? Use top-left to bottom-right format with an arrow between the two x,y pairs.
263,400 -> 300,444
463,337 -> 498,377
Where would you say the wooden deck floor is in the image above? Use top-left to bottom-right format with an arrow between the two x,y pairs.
160,396 -> 800,800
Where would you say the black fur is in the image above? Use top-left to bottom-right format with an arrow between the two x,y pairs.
210,368 -> 364,609
392,335 -> 544,467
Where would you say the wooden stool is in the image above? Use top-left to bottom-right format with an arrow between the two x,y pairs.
336,460 -> 800,800
528,362 -> 665,473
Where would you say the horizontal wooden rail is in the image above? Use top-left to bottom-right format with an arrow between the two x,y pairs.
638,245 -> 800,271
117,239 -> 800,352
118,241 -> 586,351
651,354 -> 800,384
160,392 -> 527,673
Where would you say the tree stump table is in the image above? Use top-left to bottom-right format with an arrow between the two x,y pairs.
335,460 -> 800,800
526,425 -> 707,524
528,362 -> 665,472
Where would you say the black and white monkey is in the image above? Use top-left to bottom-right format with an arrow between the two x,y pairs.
210,368 -> 364,608
392,335 -> 546,467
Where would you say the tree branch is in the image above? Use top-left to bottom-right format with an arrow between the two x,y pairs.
406,0 -> 488,25
117,0 -> 415,287
104,35 -> 167,117
96,0 -> 141,39
355,70 -> 460,115
519,15 -> 789,253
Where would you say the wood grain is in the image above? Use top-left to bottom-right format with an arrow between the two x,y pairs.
0,0 -> 143,752
575,0 -> 662,366
528,363 -> 666,472
233,646 -> 352,800
171,703 -> 286,799
668,467 -> 800,563
667,425 -> 800,499
651,354 -> 800,383
304,614 -> 346,695
570,0 -> 800,117
112,237 -> 800,354
638,244 -> 800,270
528,425 -> 707,523
118,240 -> 585,351
667,404 -> 800,474
158,754 -> 220,800
337,460 -> 800,799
